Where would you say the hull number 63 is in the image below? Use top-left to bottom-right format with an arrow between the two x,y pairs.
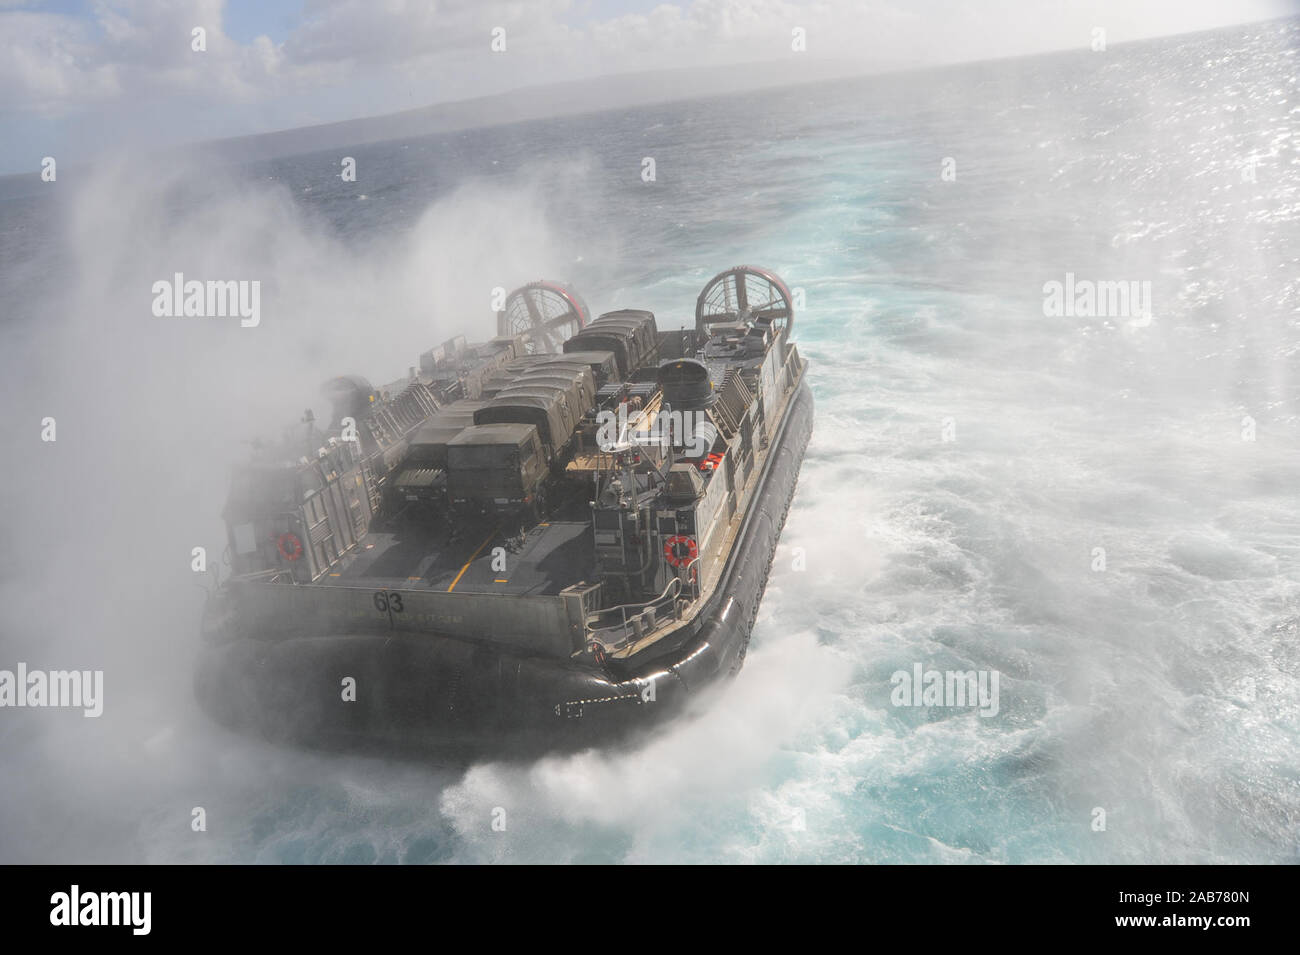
373,591 -> 405,613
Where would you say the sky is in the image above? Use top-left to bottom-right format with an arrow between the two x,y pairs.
1,0 -> 1296,174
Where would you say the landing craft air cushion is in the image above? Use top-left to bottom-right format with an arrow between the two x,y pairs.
195,267 -> 814,753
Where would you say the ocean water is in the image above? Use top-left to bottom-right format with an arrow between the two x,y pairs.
0,18 -> 1297,864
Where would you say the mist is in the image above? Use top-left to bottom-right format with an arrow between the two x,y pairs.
0,149 -> 619,861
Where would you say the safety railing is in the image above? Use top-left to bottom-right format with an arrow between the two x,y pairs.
585,575 -> 685,649
684,556 -> 702,600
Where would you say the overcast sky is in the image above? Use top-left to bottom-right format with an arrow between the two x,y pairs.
1,0 -> 1296,174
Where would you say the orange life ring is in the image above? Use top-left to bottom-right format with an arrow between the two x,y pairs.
663,535 -> 698,568
697,452 -> 724,472
277,532 -> 304,561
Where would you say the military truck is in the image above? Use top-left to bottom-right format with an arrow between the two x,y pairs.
445,423 -> 548,515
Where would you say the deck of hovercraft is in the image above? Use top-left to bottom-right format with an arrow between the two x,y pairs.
319,518 -> 595,596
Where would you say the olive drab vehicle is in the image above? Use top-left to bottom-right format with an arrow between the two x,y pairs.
196,268 -> 814,753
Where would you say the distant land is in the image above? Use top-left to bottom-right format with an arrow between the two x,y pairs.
0,56 -> 871,188
199,57 -> 872,164
154,16 -> 1300,167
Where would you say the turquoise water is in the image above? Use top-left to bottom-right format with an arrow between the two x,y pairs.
0,17 -> 1296,864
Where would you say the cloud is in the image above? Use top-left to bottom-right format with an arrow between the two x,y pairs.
0,11 -> 119,112
0,0 -> 289,114
286,0 -> 574,66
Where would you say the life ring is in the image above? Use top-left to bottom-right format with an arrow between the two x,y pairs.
277,532 -> 304,562
696,452 -> 724,472
664,535 -> 698,568
590,642 -> 607,665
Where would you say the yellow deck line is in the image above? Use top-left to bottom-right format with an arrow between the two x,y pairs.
447,528 -> 498,592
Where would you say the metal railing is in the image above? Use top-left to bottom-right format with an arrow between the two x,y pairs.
585,575 -> 685,648
684,556 -> 702,600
